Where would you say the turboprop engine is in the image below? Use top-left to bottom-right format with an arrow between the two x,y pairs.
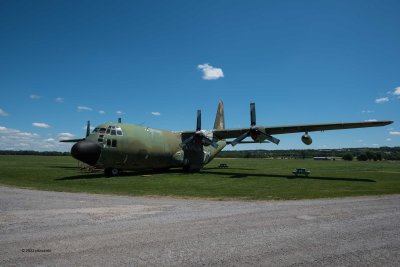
301,133 -> 312,145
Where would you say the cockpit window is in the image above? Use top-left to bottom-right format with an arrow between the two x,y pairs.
99,128 -> 106,133
116,127 -> 123,135
105,125 -> 123,136
92,128 -> 99,133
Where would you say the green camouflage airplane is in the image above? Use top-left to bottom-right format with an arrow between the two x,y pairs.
61,101 -> 393,176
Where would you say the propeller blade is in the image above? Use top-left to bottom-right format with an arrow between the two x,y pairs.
250,103 -> 256,126
181,135 -> 194,148
231,131 -> 250,146
181,109 -> 219,149
202,136 -> 218,148
59,120 -> 91,143
259,131 -> 280,145
196,110 -> 201,131
86,120 -> 90,137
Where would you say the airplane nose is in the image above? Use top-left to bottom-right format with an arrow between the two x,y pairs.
71,140 -> 101,165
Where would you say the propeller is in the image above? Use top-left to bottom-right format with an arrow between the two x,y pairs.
60,120 -> 91,143
85,120 -> 90,137
181,110 -> 218,148
230,103 -> 280,146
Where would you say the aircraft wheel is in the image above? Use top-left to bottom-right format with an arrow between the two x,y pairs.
105,167 -> 120,177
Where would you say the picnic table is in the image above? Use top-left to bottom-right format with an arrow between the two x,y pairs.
292,168 -> 310,177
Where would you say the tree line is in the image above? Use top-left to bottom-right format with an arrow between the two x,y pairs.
217,147 -> 400,161
0,150 -> 70,156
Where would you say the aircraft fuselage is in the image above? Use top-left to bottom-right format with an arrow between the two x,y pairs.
66,100 -> 393,177
71,122 -> 226,174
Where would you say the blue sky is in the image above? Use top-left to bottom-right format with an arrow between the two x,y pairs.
0,0 -> 399,151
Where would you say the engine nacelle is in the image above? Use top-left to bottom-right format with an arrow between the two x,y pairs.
301,133 -> 312,145
251,133 -> 266,143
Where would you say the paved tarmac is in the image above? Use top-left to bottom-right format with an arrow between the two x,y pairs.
1,186 -> 399,266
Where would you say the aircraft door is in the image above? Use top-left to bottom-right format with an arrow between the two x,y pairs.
148,128 -> 168,168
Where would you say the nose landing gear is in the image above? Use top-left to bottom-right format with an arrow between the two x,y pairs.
105,167 -> 120,177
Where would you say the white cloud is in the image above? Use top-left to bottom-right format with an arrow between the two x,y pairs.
197,63 -> 224,80
0,125 -> 72,151
0,127 -> 39,142
394,87 -> 400,96
98,110 -> 106,115
386,138 -> 392,141
17,132 -> 39,138
55,97 -> 64,103
32,122 -> 50,128
58,132 -> 75,140
0,126 -> 19,134
375,97 -> 389,104
151,112 -> 161,116
389,131 -> 400,135
116,111 -> 125,115
361,110 -> 374,114
0,108 -> 9,116
77,106 -> 93,111
30,94 -> 41,99
365,119 -> 378,122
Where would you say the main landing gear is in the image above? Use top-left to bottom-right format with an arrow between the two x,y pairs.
104,167 -> 120,177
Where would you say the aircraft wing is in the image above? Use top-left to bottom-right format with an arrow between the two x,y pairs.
179,101 -> 393,147
212,120 -> 393,140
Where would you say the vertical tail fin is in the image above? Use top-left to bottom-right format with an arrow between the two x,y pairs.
213,100 -> 225,130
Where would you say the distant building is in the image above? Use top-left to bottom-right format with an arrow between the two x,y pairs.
313,157 -> 329,160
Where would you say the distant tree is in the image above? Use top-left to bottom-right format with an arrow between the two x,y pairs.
215,147 -> 400,161
384,151 -> 400,160
365,151 -> 374,161
357,154 -> 368,161
342,153 -> 353,161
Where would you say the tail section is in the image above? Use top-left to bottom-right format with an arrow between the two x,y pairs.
204,100 -> 226,165
213,100 -> 225,130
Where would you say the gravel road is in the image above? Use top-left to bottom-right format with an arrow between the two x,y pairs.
1,186 -> 399,266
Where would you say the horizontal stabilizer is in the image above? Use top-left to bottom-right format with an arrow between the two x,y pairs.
60,138 -> 85,143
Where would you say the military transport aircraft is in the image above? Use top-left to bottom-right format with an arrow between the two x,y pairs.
61,101 -> 393,176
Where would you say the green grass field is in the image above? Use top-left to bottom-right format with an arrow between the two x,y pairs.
1,155 -> 400,200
